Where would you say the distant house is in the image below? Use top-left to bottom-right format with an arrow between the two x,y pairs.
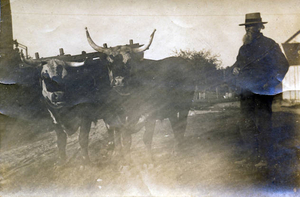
193,82 -> 237,102
282,30 -> 300,103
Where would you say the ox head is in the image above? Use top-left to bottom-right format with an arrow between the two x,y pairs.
85,27 -> 156,95
21,52 -> 86,108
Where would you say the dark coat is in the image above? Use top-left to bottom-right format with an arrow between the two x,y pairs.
232,33 -> 289,95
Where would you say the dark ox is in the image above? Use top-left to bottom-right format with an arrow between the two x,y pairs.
86,28 -> 197,158
21,53 -> 112,165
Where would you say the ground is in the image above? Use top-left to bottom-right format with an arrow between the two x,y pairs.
1,100 -> 300,197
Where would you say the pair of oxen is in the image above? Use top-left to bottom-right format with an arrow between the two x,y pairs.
21,28 -> 197,166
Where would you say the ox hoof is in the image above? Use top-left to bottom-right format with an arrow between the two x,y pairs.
111,150 -> 124,162
172,142 -> 184,156
79,162 -> 95,170
54,157 -> 68,169
106,149 -> 114,161
80,155 -> 94,166
79,161 -> 96,170
107,141 -> 115,151
113,155 -> 132,172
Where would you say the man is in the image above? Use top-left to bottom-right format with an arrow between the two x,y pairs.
232,13 -> 289,167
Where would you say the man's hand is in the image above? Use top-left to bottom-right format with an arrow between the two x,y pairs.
233,67 -> 240,75
263,83 -> 269,90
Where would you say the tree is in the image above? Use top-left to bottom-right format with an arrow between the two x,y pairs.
174,49 -> 224,91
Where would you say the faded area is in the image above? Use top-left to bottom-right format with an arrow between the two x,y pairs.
10,0 -> 300,68
1,100 -> 300,197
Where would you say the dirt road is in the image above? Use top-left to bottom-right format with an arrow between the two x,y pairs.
1,102 -> 300,196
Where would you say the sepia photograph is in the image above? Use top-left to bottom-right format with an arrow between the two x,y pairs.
1,0 -> 300,196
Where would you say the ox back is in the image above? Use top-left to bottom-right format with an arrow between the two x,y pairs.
114,56 -> 198,156
127,56 -> 196,119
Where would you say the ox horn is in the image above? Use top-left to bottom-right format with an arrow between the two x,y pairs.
85,27 -> 112,55
132,29 -> 156,53
20,50 -> 44,67
66,61 -> 86,67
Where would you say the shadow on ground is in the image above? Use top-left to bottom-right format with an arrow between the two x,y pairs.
1,104 -> 300,196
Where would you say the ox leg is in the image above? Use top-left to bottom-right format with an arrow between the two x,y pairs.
113,126 -> 130,169
79,119 -> 92,165
122,127 -> 132,154
169,110 -> 189,154
114,127 -> 123,157
120,127 -> 132,166
55,126 -> 67,165
143,118 -> 156,163
122,116 -> 139,153
105,123 -> 115,152
143,119 -> 155,150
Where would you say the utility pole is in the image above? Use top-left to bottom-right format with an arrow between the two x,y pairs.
0,0 -> 14,58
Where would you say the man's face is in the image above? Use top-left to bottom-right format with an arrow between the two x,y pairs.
243,24 -> 261,45
245,24 -> 261,34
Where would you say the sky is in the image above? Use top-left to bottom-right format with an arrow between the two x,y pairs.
9,0 -> 300,68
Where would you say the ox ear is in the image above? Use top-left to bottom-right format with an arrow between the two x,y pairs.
20,50 -> 45,67
132,29 -> 156,53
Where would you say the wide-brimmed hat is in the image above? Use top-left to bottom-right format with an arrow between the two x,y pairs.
239,12 -> 268,26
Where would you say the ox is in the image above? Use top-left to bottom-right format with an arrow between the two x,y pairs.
21,53 -> 112,166
86,28 -> 197,159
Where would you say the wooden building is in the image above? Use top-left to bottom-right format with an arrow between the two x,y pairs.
282,30 -> 300,102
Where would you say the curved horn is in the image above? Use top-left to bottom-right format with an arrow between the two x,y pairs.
132,29 -> 156,53
20,50 -> 44,67
85,27 -> 111,55
66,61 -> 86,67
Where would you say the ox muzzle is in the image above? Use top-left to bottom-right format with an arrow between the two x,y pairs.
42,80 -> 66,108
112,76 -> 130,96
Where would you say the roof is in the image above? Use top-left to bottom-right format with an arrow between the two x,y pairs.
282,30 -> 300,66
